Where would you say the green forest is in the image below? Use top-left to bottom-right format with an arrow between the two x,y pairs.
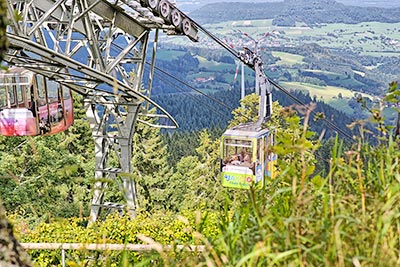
1,0 -> 400,266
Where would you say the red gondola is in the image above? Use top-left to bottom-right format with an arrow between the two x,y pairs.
0,67 -> 74,136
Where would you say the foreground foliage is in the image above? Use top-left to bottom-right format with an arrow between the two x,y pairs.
7,92 -> 399,266
11,210 -> 220,266
12,133 -> 400,266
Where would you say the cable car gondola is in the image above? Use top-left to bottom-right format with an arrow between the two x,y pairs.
220,49 -> 277,189
221,128 -> 276,189
0,67 -> 74,136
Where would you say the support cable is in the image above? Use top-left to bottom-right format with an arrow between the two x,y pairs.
153,62 -> 354,141
107,24 -> 355,141
151,63 -> 253,121
269,79 -> 354,141
192,22 -> 239,59
152,70 -> 232,120
193,26 -> 355,141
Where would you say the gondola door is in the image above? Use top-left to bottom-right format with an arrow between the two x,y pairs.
266,133 -> 277,179
35,74 -> 51,134
255,134 -> 265,184
35,76 -> 74,135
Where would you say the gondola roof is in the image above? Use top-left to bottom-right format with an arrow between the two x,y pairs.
222,127 -> 270,139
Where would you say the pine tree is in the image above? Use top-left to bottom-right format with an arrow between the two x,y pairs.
131,109 -> 174,211
228,93 -> 260,128
182,130 -> 226,210
167,155 -> 199,211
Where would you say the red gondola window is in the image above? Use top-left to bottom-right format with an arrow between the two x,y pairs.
47,79 -> 59,103
0,84 -> 6,108
7,78 -> 15,107
15,76 -> 29,107
63,86 -> 71,99
36,75 -> 46,106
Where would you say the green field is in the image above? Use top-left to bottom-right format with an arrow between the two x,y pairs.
156,50 -> 186,60
271,51 -> 305,66
191,19 -> 400,55
281,81 -> 372,100
360,51 -> 400,57
302,69 -> 346,79
195,55 -> 235,71
205,19 -> 274,36
158,18 -> 398,117
280,81 -> 375,115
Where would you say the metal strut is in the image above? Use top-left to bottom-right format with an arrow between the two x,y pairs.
4,0 -> 197,222
237,47 -> 272,131
85,96 -> 141,220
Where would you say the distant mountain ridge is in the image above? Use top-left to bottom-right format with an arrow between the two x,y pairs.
190,0 -> 400,25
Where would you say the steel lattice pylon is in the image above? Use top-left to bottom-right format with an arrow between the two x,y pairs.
4,0 -> 198,222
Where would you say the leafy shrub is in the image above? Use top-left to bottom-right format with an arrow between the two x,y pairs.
12,210 -> 220,266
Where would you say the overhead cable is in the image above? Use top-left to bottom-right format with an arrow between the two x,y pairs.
194,26 -> 354,141
151,69 -> 232,120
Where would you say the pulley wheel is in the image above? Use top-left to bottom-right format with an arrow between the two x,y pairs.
159,0 -> 170,18
182,18 -> 191,35
147,0 -> 158,9
171,9 -> 182,27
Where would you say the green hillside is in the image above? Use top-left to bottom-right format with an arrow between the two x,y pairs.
190,0 -> 400,25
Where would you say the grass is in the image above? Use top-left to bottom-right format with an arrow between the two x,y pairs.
11,98 -> 400,266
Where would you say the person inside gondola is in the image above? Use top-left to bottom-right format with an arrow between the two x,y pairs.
229,155 -> 241,165
56,89 -> 64,122
29,88 -> 36,117
39,118 -> 50,134
29,100 -> 36,117
238,150 -> 246,162
242,153 -> 252,167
